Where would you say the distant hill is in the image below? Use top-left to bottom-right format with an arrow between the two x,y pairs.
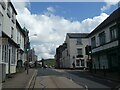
44,59 -> 55,67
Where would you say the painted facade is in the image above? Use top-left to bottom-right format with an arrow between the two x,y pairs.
55,33 -> 89,69
64,33 -> 89,69
0,1 -> 26,75
89,7 -> 120,71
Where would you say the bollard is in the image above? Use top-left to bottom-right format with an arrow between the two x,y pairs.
103,65 -> 106,77
94,64 -> 96,74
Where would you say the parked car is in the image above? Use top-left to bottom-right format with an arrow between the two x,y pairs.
44,64 -> 48,69
29,62 -> 34,68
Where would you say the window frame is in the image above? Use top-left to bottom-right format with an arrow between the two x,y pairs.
91,36 -> 96,48
99,31 -> 106,45
7,2 -> 11,18
11,27 -> 14,39
77,48 -> 82,55
76,38 -> 82,45
110,26 -> 118,41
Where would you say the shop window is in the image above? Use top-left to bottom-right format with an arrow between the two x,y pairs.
11,46 -> 16,64
2,45 -> 8,63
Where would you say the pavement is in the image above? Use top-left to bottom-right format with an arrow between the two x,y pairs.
2,68 -> 37,90
83,70 -> 120,82
0,83 -> 2,90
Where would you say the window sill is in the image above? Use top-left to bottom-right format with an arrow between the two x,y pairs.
92,39 -> 118,49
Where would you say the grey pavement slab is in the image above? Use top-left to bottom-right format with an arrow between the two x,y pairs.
2,69 -> 36,89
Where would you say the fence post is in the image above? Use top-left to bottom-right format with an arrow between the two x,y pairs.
94,64 -> 96,74
103,65 -> 106,77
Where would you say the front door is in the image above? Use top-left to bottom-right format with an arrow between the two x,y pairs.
76,59 -> 80,67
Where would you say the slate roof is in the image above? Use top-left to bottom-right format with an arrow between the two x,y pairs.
67,33 -> 89,38
89,7 -> 120,37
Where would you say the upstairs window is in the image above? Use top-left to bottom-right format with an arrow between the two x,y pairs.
99,31 -> 106,45
12,11 -> 15,23
91,36 -> 96,48
76,38 -> 82,45
11,27 -> 14,39
17,31 -> 19,44
7,2 -> 11,18
77,48 -> 82,55
0,0 -> 6,10
110,26 -> 118,41
0,13 -> 3,31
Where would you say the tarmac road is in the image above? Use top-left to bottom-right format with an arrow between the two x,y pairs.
33,68 -> 120,90
34,68 -> 85,89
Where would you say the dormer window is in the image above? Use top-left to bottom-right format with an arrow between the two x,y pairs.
7,2 -> 11,18
0,0 -> 6,10
12,11 -> 15,23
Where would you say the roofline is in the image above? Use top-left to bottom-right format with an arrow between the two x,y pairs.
9,1 -> 17,15
67,33 -> 89,38
16,20 -> 25,36
89,7 -> 120,37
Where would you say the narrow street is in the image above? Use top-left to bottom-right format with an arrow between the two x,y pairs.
34,68 -> 84,89
33,68 -> 120,90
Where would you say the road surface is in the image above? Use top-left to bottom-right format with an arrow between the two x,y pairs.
34,68 -> 84,89
33,68 -> 119,90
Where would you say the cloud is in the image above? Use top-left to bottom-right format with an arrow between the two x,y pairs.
47,7 -> 55,13
13,2 -> 109,60
101,0 -> 119,12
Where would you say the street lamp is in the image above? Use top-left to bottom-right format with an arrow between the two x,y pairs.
26,34 -> 37,74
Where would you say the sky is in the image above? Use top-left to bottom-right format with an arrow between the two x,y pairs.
12,0 -> 120,60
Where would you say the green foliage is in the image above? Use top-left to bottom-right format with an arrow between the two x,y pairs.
44,59 -> 55,67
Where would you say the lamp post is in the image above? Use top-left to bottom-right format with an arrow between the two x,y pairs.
85,45 -> 92,72
26,34 -> 37,74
